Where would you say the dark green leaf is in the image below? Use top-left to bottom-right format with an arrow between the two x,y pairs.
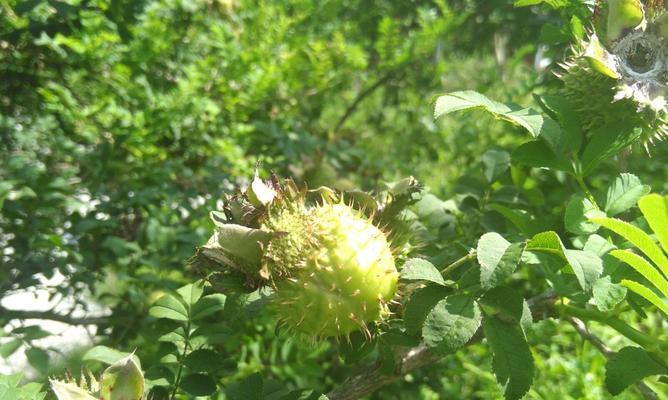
191,294 -> 227,320
0,340 -> 22,358
422,294 -> 481,353
477,233 -> 524,290
483,317 -> 534,400
183,349 -> 221,373
25,348 -> 49,374
482,150 -> 511,183
404,284 -> 452,334
581,123 -> 642,176
227,373 -> 263,400
511,140 -> 572,172
479,287 -> 532,328
605,347 -> 668,395
149,294 -> 188,321
180,373 -> 217,396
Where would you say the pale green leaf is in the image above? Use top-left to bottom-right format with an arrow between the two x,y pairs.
564,250 -> 603,292
434,91 -> 563,152
564,194 -> 604,235
638,194 -> 668,254
176,280 -> 205,307
621,280 -> 668,316
593,217 -> 668,278
191,293 -> 227,320
604,174 -> 650,216
592,276 -> 627,312
610,250 -> 668,297
400,258 -> 446,286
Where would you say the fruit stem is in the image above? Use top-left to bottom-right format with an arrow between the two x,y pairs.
440,251 -> 477,277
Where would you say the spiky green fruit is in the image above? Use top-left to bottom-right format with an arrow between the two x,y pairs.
268,202 -> 398,339
560,1 -> 667,147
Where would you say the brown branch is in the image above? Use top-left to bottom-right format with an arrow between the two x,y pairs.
326,345 -> 439,400
568,317 -> 658,400
327,291 -> 558,400
0,306 -> 111,326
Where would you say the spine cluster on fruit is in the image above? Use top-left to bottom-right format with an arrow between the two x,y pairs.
190,173 -> 421,340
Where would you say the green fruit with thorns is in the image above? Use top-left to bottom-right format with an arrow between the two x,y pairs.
265,201 -> 398,339
190,175 -> 420,340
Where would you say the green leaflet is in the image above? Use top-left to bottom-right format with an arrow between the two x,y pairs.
483,317 -> 534,400
605,346 -> 668,395
610,250 -> 668,297
621,280 -> 668,316
591,217 -> 668,278
638,194 -> 668,255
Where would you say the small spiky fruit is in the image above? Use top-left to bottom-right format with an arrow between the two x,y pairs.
268,202 -> 398,339
560,0 -> 667,147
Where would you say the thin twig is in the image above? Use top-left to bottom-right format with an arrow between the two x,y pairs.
440,251 -> 476,277
334,73 -> 395,132
568,317 -> 658,400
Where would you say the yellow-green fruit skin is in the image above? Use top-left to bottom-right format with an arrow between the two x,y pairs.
273,203 -> 398,338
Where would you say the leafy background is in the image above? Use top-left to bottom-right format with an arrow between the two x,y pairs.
1,0 -> 667,399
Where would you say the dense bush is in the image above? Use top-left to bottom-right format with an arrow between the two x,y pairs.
1,0 -> 667,399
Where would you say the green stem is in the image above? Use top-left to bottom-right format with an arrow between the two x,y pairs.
441,252 -> 477,277
574,174 -> 599,210
558,303 -> 668,351
170,319 -> 191,400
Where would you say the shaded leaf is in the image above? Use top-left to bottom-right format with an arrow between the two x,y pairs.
483,317 -> 534,400
605,347 -> 668,395
422,294 -> 481,352
564,194 -> 604,235
404,284 -> 452,334
149,295 -> 188,321
604,174 -> 650,216
592,276 -> 627,312
191,294 -> 227,320
180,373 -> 217,397
477,233 -> 524,290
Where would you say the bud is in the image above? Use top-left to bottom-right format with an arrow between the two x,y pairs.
99,355 -> 144,400
607,0 -> 644,43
